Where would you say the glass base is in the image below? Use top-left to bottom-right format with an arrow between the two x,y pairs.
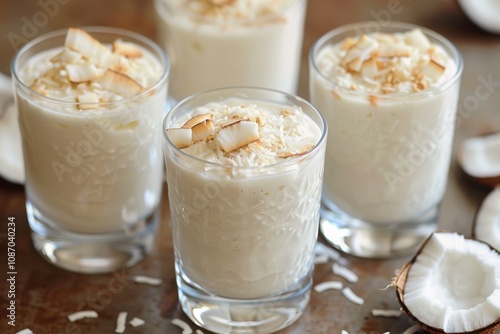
320,201 -> 438,259
177,264 -> 311,334
26,201 -> 158,274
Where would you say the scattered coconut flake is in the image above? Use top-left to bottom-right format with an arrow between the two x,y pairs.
402,324 -> 420,334
216,120 -> 260,153
332,263 -> 358,283
129,317 -> 145,327
342,287 -> 364,305
113,39 -> 143,58
371,309 -> 401,318
65,28 -> 114,69
16,329 -> 34,334
132,275 -> 163,286
341,330 -> 349,334
115,312 -> 127,333
344,35 -> 379,72
167,128 -> 193,149
378,44 -> 412,58
405,29 -> 430,51
421,59 -> 446,81
171,318 -> 193,334
97,70 -> 142,97
67,310 -> 99,322
77,91 -> 99,110
66,63 -> 101,83
314,281 -> 343,293
51,48 -> 83,64
314,253 -> 329,264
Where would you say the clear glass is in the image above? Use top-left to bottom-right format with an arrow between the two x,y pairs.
154,0 -> 307,102
163,87 -> 327,334
12,27 -> 170,273
309,22 -> 463,258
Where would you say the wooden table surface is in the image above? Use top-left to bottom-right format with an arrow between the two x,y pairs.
0,0 -> 499,333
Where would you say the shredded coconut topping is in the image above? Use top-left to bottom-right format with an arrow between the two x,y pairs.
67,310 -> 99,322
22,28 -> 162,109
169,98 -> 320,167
166,0 -> 294,22
316,29 -> 456,95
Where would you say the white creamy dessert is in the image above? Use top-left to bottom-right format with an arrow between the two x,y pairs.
311,28 -> 461,224
164,98 -> 325,299
155,0 -> 306,101
16,28 -> 167,234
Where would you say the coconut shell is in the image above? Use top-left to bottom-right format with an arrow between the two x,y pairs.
394,232 -> 500,334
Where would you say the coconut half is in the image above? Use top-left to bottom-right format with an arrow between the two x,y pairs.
394,232 -> 500,334
473,188 -> 500,251
458,132 -> 500,187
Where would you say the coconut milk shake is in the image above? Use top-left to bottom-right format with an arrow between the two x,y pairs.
16,28 -> 167,234
164,97 -> 325,299
155,0 -> 306,101
311,28 -> 461,224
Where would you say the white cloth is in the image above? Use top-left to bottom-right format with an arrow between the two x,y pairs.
0,73 -> 24,184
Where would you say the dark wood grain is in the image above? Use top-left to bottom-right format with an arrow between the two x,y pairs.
0,0 -> 499,333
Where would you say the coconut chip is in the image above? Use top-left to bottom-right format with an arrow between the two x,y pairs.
66,63 -> 102,83
132,275 -> 163,286
129,317 -> 145,327
344,35 -> 379,72
51,48 -> 83,64
77,91 -> 99,110
332,263 -> 359,283
314,281 -> 343,293
171,318 -> 193,334
97,70 -> 142,98
167,128 -> 193,149
216,120 -> 260,153
421,59 -> 446,82
342,287 -> 364,305
113,39 -> 143,58
67,310 -> 99,322
115,312 -> 127,333
65,28 -> 115,69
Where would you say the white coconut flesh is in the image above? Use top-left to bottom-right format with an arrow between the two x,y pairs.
475,188 -> 500,251
403,233 -> 500,333
459,132 -> 500,179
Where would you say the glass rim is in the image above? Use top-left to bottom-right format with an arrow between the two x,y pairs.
309,21 -> 464,100
11,26 -> 170,113
154,0 -> 306,25
163,86 -> 327,171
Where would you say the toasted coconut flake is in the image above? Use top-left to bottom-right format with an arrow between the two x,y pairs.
129,317 -> 145,327
77,91 -> 99,110
113,39 -> 143,58
405,29 -> 431,51
344,35 -> 379,72
216,120 -> 259,153
314,281 -> 343,293
98,70 -> 142,97
110,56 -> 131,75
342,287 -> 364,305
65,28 -> 115,69
68,310 -> 99,322
332,263 -> 359,283
66,63 -> 101,83
422,59 -> 446,81
115,312 -> 127,333
167,128 -> 193,149
51,48 -> 83,64
192,119 -> 215,143
171,318 -> 193,334
378,44 -> 412,58
331,89 -> 341,100
182,113 -> 212,129
30,82 -> 48,96
132,275 -> 163,286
